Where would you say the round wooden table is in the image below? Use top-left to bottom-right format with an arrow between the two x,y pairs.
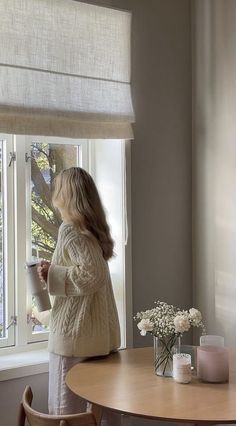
66,347 -> 236,425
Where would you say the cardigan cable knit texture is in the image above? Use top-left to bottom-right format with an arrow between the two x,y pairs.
47,223 -> 121,357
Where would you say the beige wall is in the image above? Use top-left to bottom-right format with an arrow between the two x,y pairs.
193,0 -> 236,346
0,1 -> 192,425
0,373 -> 48,426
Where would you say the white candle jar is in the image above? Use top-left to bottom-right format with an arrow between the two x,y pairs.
173,353 -> 192,384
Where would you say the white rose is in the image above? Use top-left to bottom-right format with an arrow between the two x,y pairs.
174,315 -> 190,333
189,308 -> 202,325
137,318 -> 154,336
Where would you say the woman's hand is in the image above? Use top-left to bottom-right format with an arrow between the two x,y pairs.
37,261 -> 51,282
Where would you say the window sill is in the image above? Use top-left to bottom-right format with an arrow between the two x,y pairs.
0,349 -> 49,381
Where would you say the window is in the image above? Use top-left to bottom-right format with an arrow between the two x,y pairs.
0,135 -> 129,351
25,137 -> 87,342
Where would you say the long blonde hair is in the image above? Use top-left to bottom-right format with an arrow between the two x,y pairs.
52,167 -> 114,260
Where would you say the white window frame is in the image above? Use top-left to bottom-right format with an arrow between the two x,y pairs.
0,135 -> 15,348
0,135 -> 89,351
0,135 -> 132,354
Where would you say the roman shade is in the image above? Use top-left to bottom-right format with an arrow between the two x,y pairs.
0,0 -> 134,139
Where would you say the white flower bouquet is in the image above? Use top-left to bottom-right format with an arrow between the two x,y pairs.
134,301 -> 205,376
134,300 -> 205,338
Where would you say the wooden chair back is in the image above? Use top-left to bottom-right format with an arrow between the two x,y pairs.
18,385 -> 97,426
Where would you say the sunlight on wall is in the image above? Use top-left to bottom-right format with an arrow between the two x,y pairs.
194,0 -> 236,346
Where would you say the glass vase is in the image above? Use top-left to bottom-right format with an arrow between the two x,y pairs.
154,335 -> 180,377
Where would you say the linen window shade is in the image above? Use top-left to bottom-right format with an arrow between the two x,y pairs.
0,0 -> 134,139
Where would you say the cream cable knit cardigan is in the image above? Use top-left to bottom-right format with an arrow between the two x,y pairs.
47,223 -> 121,357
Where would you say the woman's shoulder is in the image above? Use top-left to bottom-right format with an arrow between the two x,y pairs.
60,224 -> 104,259
58,223 -> 95,247
59,222 -> 80,240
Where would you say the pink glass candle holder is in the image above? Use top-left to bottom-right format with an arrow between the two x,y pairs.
197,346 -> 229,383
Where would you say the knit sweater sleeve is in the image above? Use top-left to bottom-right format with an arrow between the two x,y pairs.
48,226 -> 108,297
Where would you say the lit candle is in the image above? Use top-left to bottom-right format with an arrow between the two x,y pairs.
173,353 -> 192,384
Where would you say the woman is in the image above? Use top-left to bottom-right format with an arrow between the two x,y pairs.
37,167 -> 120,416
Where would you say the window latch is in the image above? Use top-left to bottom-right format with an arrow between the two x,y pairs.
8,151 -> 16,167
6,315 -> 17,330
25,152 -> 32,162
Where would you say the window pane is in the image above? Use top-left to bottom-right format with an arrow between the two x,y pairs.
0,142 -> 5,340
29,142 -> 79,334
90,140 -> 126,347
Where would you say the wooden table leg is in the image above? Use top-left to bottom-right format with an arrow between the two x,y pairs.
88,403 -> 103,425
177,424 -> 214,426
121,414 -> 132,425
176,423 -> 196,426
